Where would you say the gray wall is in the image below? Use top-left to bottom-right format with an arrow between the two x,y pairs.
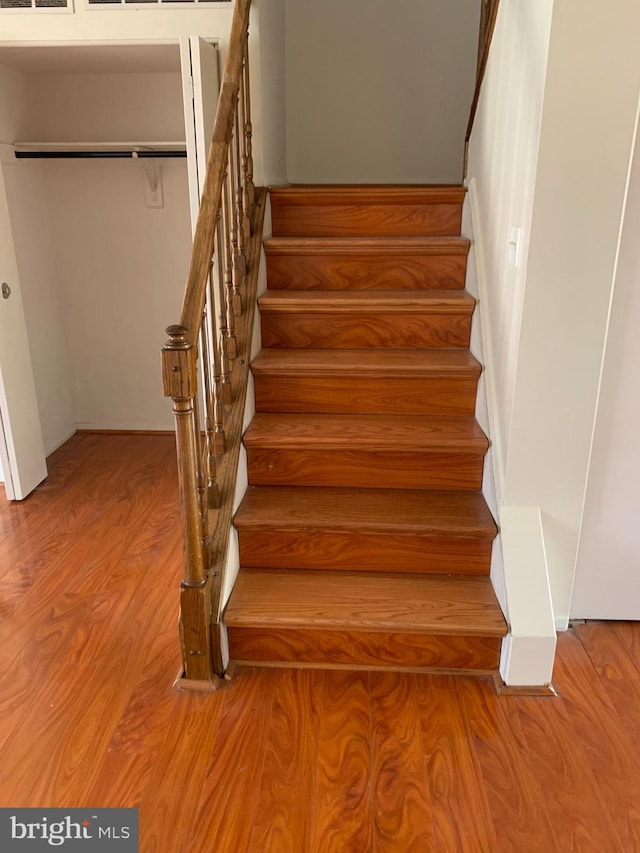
285,0 -> 481,184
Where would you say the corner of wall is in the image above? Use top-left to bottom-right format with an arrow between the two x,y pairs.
464,186 -> 557,686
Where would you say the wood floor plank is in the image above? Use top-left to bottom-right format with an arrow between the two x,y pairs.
574,620 -> 640,680
553,632 -> 640,848
611,621 -> 640,673
369,672 -> 435,852
3,435 -> 640,851
138,692 -> 225,853
416,676 -> 498,852
312,670 -> 373,853
190,668 -> 276,851
514,694 -> 624,851
458,678 -> 557,852
248,669 -> 319,852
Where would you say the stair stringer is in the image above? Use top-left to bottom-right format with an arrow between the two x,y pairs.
217,196 -> 272,669
465,178 -> 557,686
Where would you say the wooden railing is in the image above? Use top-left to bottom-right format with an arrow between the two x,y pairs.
464,0 -> 501,174
161,0 -> 264,683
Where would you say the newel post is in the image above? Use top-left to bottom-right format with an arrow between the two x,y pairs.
162,325 -> 220,680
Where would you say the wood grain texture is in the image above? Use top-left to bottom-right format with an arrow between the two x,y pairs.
235,486 -> 497,536
248,669 -> 319,852
238,529 -> 492,574
311,670 -> 373,853
255,376 -> 479,416
261,311 -> 471,349
225,569 -> 506,635
265,237 -> 469,292
228,627 -> 501,670
244,412 -> 488,450
552,631 -> 640,848
1,450 -> 640,852
235,486 -> 495,573
247,447 -> 485,490
245,412 -> 487,489
458,678 -> 559,852
259,288 -> 475,314
270,185 -> 467,205
370,672 -> 435,851
417,676 -> 498,852
190,668 -> 277,851
266,251 -> 469,291
252,347 -> 481,416
271,198 -> 463,238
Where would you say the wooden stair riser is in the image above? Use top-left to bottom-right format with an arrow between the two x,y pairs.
265,252 -> 468,291
271,202 -> 463,238
260,311 -> 472,349
254,375 -> 480,416
246,448 -> 484,491
227,627 -> 500,671
237,530 -> 492,575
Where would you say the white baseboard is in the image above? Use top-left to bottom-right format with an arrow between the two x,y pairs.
499,506 -> 557,686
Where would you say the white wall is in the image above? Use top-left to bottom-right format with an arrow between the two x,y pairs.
23,71 -> 186,142
284,0 -> 480,184
253,0 -> 286,186
571,102 -> 640,620
44,159 -> 190,431
466,0 -> 554,492
504,0 -> 640,627
469,0 -> 640,631
0,5 -> 273,187
1,62 -> 192,439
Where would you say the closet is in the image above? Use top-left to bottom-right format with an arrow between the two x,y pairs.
0,38 -> 219,498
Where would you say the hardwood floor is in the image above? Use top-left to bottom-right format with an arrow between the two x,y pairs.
1,434 -> 639,852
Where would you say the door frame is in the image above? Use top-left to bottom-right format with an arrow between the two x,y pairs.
0,34 -> 219,499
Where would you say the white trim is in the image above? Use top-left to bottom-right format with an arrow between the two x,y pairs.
466,177 -> 506,501
83,0 -> 229,9
499,506 -> 557,686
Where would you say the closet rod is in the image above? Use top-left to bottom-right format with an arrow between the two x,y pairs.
14,150 -> 187,160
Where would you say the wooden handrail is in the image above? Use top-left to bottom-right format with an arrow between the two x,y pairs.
464,0 -> 501,173
180,0 -> 252,344
161,0 -> 265,685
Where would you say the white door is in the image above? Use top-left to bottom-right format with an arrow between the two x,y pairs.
0,165 -> 47,500
180,37 -> 221,231
571,114 -> 640,620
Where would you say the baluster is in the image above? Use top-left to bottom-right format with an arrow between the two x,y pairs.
162,325 -> 208,587
241,35 -> 255,212
199,312 -> 221,508
237,73 -> 252,244
234,101 -> 249,298
190,351 -> 209,557
206,262 -> 226,455
227,125 -> 245,316
222,167 -> 240,353
215,209 -> 234,403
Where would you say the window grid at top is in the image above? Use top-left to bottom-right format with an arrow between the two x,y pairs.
85,0 -> 230,7
0,0 -> 72,11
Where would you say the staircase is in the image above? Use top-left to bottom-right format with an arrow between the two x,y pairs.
224,186 -> 507,675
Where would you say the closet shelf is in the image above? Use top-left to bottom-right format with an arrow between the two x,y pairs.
13,141 -> 187,160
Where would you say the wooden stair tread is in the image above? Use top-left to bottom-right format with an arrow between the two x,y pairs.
269,185 -> 467,205
244,413 -> 488,452
225,569 -> 506,637
264,236 -> 470,256
259,289 -> 475,314
252,348 -> 481,377
234,486 -> 497,538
